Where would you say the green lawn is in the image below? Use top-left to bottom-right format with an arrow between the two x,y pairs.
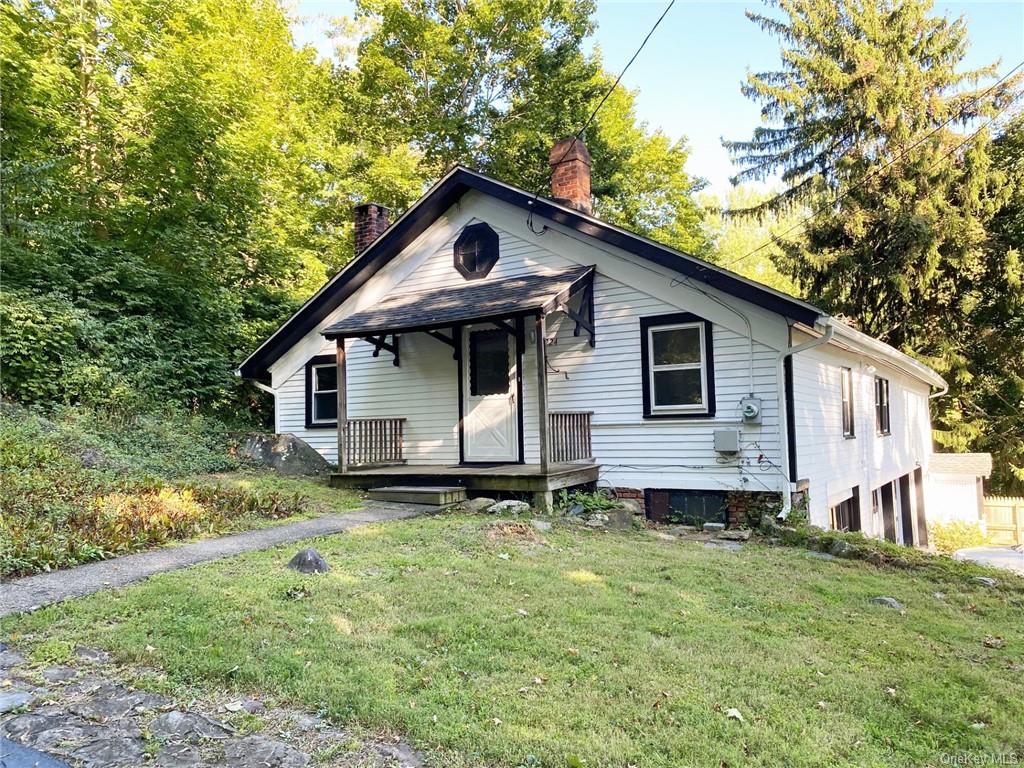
3,515 -> 1021,767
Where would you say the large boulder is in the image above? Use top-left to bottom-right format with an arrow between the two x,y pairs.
237,433 -> 331,476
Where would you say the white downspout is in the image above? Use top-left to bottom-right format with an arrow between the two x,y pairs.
775,320 -> 836,520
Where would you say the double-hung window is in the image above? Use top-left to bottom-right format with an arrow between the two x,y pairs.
305,354 -> 338,428
875,376 -> 891,435
841,367 -> 855,438
640,313 -> 714,418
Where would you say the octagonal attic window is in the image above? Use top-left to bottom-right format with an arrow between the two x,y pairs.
454,222 -> 499,280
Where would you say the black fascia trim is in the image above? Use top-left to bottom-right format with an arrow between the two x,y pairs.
304,354 -> 338,429
241,168 -> 821,380
639,312 -> 716,420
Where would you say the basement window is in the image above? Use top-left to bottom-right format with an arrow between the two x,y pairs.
639,312 -> 715,418
305,354 -> 338,428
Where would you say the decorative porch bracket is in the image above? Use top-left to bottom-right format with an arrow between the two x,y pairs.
426,329 -> 458,359
491,319 -> 518,338
558,277 -> 595,347
361,334 -> 400,366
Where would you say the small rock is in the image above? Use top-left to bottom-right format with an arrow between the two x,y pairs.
566,503 -> 586,517
488,500 -> 531,515
584,513 -> 609,528
464,497 -> 496,513
74,646 -> 111,665
719,528 -> 752,541
983,635 -> 1005,649
287,548 -> 330,574
653,532 -> 677,542
933,591 -> 946,600
865,551 -> 886,566
224,735 -> 310,768
804,551 -> 837,561
870,596 -> 904,610
725,707 -> 745,723
829,539 -> 854,558
376,741 -> 425,768
149,711 -> 232,742
0,649 -> 27,669
530,519 -> 552,532
759,513 -> 779,533
972,576 -> 998,588
705,540 -> 742,552
290,714 -> 322,732
71,731 -> 146,767
241,699 -> 265,715
41,666 -> 79,684
616,499 -> 643,516
0,690 -> 33,714
156,743 -> 203,768
666,525 -> 698,536
702,522 -> 726,533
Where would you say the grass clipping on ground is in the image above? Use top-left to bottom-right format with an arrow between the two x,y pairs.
3,514 -> 1022,768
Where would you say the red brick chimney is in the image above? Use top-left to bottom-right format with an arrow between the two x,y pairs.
354,203 -> 390,254
549,137 -> 592,215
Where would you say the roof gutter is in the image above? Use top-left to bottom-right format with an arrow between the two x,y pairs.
775,319 -> 836,520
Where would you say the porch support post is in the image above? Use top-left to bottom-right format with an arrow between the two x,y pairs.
535,313 -> 550,475
336,338 -> 348,473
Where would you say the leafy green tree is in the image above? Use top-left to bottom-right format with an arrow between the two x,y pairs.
2,0 -> 344,416
726,0 -> 1023,491
346,0 -> 710,254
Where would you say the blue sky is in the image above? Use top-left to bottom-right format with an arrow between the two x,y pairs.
292,1 -> 1024,196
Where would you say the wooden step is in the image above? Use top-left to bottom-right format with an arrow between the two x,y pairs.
367,485 -> 467,506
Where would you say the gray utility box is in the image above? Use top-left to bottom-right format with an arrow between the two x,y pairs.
713,429 -> 741,454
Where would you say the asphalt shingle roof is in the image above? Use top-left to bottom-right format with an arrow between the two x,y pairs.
322,266 -> 592,338
930,453 -> 993,477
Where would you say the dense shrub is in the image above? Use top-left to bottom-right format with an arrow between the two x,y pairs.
929,520 -> 992,555
0,406 -> 308,577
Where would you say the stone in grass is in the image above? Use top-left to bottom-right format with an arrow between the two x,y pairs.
0,648 -> 27,669
74,646 -> 111,665
41,666 -> 78,684
972,576 -> 998,588
224,735 -> 310,768
0,690 -> 33,714
705,540 -> 742,552
155,743 -> 204,768
702,522 -> 726,533
567,503 -> 586,517
149,711 -> 232,743
464,497 -> 496,513
829,539 -> 856,558
287,548 -> 330,574
719,528 -> 752,542
870,596 -> 904,610
531,519 -> 552,532
487,500 -> 531,515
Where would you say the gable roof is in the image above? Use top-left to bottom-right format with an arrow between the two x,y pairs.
239,166 -> 825,382
930,453 -> 993,478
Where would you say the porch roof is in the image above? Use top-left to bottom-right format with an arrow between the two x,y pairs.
322,266 -> 594,339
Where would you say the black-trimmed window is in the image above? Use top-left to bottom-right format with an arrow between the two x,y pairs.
454,222 -> 499,280
875,376 -> 890,435
639,313 -> 715,418
305,354 -> 337,428
841,367 -> 855,438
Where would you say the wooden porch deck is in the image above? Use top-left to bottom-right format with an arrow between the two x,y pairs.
329,462 -> 600,494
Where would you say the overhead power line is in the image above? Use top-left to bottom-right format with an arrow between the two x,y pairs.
720,59 -> 1024,269
541,0 -> 676,193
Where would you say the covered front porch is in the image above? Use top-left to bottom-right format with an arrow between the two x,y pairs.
322,266 -> 599,508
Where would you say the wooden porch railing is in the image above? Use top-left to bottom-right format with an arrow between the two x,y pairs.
346,418 -> 405,468
548,411 -> 593,463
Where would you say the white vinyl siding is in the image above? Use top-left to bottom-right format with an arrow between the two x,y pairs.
272,195 -> 788,493
791,332 -> 933,533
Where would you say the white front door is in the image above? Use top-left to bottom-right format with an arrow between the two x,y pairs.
462,325 -> 519,462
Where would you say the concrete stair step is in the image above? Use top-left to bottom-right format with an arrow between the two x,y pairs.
366,486 -> 466,506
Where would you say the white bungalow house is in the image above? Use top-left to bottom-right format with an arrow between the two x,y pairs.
239,138 -> 950,542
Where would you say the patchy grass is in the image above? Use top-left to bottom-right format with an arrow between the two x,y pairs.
191,471 -> 364,519
3,515 -> 1022,767
1,406 -> 361,576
